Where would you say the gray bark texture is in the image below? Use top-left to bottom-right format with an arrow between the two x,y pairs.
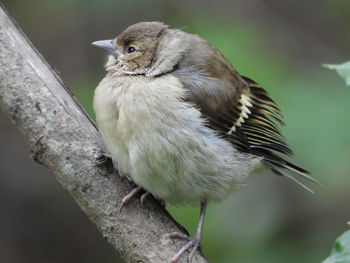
0,5 -> 208,263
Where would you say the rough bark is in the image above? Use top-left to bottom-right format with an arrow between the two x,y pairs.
0,5 -> 208,263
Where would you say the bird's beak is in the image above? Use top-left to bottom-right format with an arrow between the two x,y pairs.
92,39 -> 117,55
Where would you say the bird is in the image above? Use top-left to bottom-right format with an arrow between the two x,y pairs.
92,21 -> 315,263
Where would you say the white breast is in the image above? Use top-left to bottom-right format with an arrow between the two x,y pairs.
93,74 -> 259,205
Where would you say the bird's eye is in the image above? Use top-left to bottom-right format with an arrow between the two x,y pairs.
127,46 -> 136,53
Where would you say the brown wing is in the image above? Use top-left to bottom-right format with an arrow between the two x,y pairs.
175,68 -> 316,191
230,77 -> 290,153
211,76 -> 317,191
171,34 -> 315,190
236,77 -> 313,175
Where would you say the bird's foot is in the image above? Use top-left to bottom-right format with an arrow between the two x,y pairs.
166,231 -> 202,263
119,186 -> 152,212
119,186 -> 142,212
140,191 -> 151,205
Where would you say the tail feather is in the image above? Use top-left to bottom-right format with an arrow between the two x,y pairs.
252,147 -> 319,191
271,167 -> 315,193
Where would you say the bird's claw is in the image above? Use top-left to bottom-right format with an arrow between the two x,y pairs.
166,232 -> 191,241
140,191 -> 151,205
119,186 -> 154,212
167,232 -> 202,263
119,186 -> 143,212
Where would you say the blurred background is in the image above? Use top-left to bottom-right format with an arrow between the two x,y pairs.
1,0 -> 350,262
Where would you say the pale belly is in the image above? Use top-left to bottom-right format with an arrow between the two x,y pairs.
93,74 -> 259,205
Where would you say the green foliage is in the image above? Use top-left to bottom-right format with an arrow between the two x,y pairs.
324,61 -> 350,86
322,224 -> 350,263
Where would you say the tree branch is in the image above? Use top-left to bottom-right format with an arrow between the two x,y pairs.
0,5 -> 208,263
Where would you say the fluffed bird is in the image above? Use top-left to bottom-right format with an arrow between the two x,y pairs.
92,21 -> 315,263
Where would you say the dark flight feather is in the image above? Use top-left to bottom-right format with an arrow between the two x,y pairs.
184,73 -> 316,190
230,76 -> 316,190
172,35 -> 315,190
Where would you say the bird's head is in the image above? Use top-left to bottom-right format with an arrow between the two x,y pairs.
92,21 -> 187,76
